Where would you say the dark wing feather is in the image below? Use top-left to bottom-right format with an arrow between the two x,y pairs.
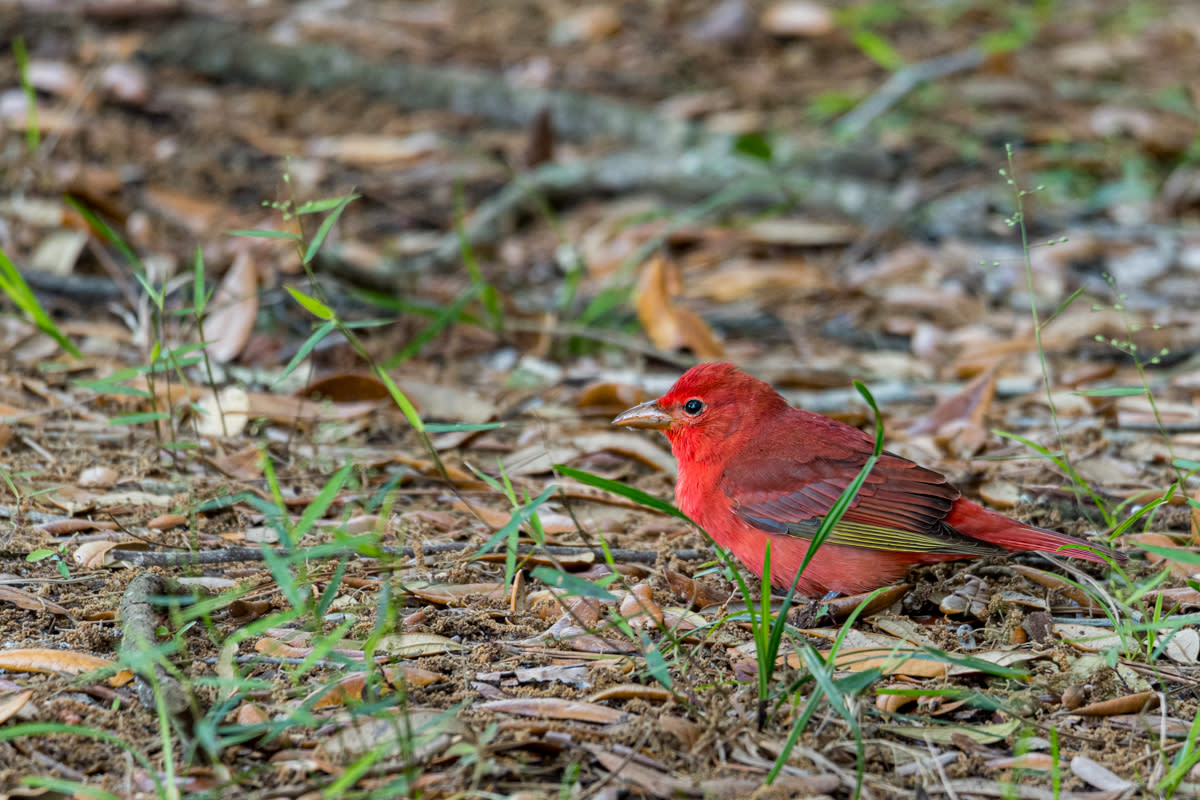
718,409 -> 1004,556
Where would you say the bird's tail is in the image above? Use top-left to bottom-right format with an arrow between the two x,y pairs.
947,501 -> 1127,565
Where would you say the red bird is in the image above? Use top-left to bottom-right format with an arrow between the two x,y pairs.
613,362 -> 1125,597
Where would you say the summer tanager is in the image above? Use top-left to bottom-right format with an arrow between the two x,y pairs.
613,362 -> 1125,597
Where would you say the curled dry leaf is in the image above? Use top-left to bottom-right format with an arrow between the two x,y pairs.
875,683 -> 916,714
618,583 -> 663,628
74,540 -> 148,569
634,256 -> 723,358
202,249 -> 258,364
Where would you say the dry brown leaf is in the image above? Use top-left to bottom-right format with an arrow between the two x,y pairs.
147,513 -> 187,531
977,480 -> 1019,509
1072,690 -> 1159,716
587,684 -> 673,704
302,373 -> 392,403
985,753 -> 1057,770
804,646 -> 947,678
907,369 -> 997,437
36,518 -> 119,535
1193,484 -> 1200,546
1142,586 -> 1200,611
0,585 -> 71,616
481,697 -> 626,724
245,393 -> 379,424
207,445 -> 264,480
634,256 -> 723,358
1010,565 -> 1102,610
663,568 -> 731,609
443,498 -> 577,535
1128,532 -> 1195,578
308,666 -> 442,709
618,583 -> 663,628
0,648 -> 131,686
689,258 -> 832,302
142,186 -> 226,237
575,381 -> 652,417
235,702 -> 269,726
202,250 -> 258,364
404,581 -> 508,606
43,486 -> 98,515
824,585 -> 910,622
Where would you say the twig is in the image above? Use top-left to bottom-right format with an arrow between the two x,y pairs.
836,47 -> 985,140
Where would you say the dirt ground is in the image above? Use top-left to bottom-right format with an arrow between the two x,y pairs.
1,1 -> 1200,798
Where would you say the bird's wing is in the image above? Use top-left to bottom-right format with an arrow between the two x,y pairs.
718,416 -> 1004,556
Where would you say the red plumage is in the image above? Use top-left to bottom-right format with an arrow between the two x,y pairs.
613,362 -> 1125,597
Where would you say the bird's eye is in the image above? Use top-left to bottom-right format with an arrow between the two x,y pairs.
683,398 -> 705,416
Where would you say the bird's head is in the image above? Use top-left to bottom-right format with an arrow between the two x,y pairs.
612,362 -> 788,461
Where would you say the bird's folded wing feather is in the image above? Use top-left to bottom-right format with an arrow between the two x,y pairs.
720,441 -> 1004,556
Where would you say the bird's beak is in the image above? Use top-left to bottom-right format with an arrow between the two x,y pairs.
612,400 -> 672,430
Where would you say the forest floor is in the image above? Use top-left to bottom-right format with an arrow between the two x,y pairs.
1,1 -> 1200,798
